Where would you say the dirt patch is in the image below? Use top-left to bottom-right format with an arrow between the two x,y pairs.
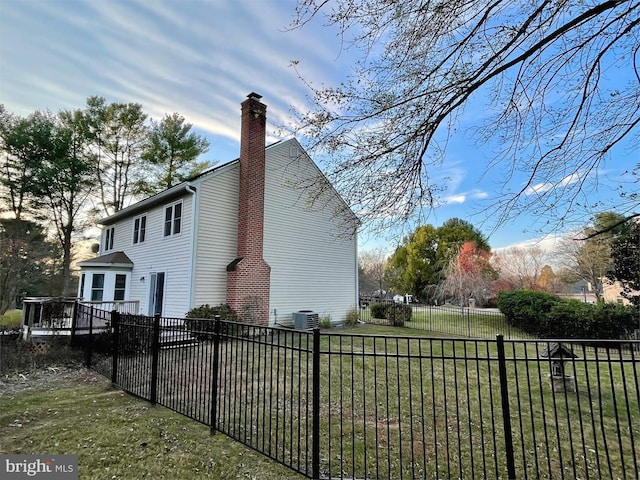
0,365 -> 105,399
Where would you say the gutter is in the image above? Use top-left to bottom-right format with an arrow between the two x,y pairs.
98,183 -> 197,225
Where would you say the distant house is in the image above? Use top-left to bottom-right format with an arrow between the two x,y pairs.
77,93 -> 359,325
603,279 -> 637,306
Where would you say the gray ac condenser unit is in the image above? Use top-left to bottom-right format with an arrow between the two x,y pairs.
292,310 -> 319,330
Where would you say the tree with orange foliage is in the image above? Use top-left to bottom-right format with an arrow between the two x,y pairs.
441,241 -> 497,306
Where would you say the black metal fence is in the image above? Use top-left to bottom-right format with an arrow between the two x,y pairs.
79,305 -> 640,480
361,302 -> 536,339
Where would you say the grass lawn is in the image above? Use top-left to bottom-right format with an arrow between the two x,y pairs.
2,322 -> 636,479
0,309 -> 22,328
0,369 -> 304,480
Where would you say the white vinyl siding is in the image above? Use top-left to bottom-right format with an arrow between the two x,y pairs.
99,194 -> 194,317
90,138 -> 357,322
191,164 -> 239,307
80,271 -> 130,303
263,140 -> 358,325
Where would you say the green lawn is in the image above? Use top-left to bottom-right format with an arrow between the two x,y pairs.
0,309 -> 22,328
0,370 -> 304,480
2,322 -> 637,479
206,324 -> 639,479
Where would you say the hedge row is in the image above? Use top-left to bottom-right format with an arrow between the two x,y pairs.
497,290 -> 637,339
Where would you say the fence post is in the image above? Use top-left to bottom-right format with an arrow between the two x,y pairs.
496,334 -> 516,480
111,310 -> 120,386
150,313 -> 161,405
70,301 -> 79,345
312,327 -> 321,480
210,315 -> 221,436
85,306 -> 94,369
467,308 -> 471,337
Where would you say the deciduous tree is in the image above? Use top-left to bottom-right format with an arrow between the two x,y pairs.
29,109 -> 96,295
84,97 -> 148,216
557,212 -> 630,301
387,218 -> 489,300
494,245 -> 549,291
441,241 -> 497,306
359,248 -> 389,296
292,0 -> 640,232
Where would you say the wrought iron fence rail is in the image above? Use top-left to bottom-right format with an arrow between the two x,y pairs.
74,304 -> 640,480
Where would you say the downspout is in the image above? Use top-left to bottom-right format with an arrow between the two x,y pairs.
185,183 -> 197,312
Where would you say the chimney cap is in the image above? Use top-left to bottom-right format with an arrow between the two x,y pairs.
247,92 -> 262,100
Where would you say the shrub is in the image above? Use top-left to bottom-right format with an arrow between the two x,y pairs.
185,304 -> 238,339
386,304 -> 412,327
116,315 -> 155,354
545,300 -> 592,338
499,290 -> 638,339
319,315 -> 332,329
186,304 -> 237,320
587,303 -> 637,339
344,308 -> 359,326
370,303 -> 388,319
498,290 -> 562,336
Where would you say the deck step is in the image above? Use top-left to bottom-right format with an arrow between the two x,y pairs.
159,330 -> 198,349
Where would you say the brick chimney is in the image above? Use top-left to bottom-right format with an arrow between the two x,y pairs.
226,93 -> 271,324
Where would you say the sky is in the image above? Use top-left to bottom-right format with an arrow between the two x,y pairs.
1,0 -> 637,253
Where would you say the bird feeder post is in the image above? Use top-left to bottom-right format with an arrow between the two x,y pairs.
541,342 -> 578,393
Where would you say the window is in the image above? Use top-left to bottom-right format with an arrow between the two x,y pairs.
133,216 -> 146,244
164,202 -> 182,236
91,274 -> 105,301
79,273 -> 86,299
114,274 -> 126,301
104,227 -> 115,251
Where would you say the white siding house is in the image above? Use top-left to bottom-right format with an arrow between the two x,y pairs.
78,94 -> 359,325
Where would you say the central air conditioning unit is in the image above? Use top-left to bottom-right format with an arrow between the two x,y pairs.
292,310 -> 319,330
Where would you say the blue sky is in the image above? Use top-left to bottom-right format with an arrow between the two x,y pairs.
1,0 -> 636,252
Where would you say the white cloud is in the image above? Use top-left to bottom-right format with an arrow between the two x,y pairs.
444,194 -> 466,204
524,171 -> 583,195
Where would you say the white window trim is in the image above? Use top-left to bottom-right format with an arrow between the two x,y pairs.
164,201 -> 183,237
104,227 -> 115,251
133,215 -> 147,244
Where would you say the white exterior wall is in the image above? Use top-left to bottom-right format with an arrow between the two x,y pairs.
78,269 -> 131,302
191,164 -> 239,307
98,193 -> 195,318
263,139 -> 359,325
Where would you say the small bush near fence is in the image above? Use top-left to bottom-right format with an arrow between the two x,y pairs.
185,304 -> 237,339
344,308 -> 359,326
498,290 -> 638,339
369,303 -> 412,326
370,303 -> 388,319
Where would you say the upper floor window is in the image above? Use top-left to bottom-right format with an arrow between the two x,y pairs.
104,227 -> 115,251
164,202 -> 182,237
133,215 -> 146,244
